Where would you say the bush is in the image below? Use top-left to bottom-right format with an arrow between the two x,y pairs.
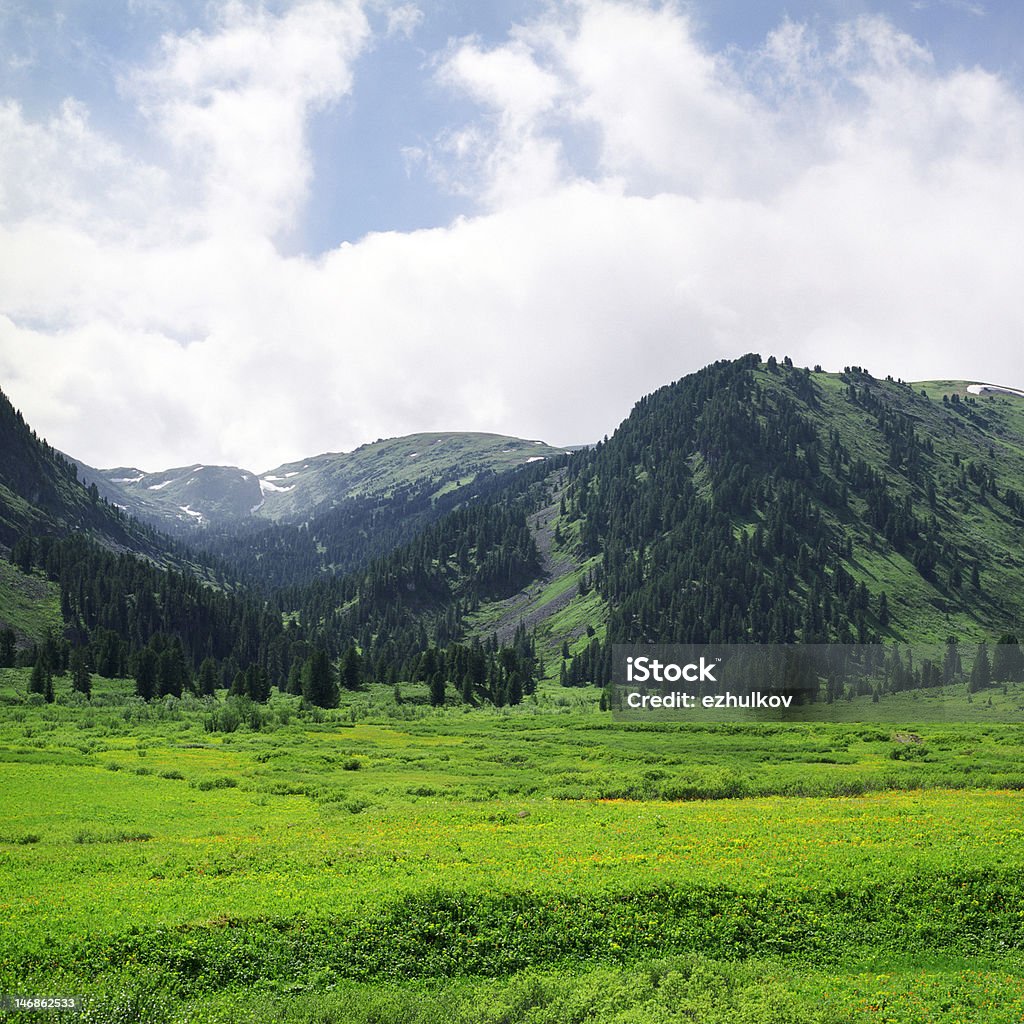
191,776 -> 239,791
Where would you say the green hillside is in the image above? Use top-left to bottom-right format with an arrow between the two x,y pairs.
6,357 -> 1024,701
76,432 -> 572,534
256,431 -> 571,520
0,559 -> 62,647
0,385 -> 174,559
536,359 -> 1024,676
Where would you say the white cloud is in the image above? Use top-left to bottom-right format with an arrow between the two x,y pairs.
125,0 -> 369,239
1,0 -> 1023,473
383,3 -> 421,39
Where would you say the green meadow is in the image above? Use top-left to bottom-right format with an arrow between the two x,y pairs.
1,669 -> 1023,1022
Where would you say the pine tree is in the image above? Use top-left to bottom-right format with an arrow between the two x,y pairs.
992,635 -> 1024,682
70,648 -> 92,698
302,648 -> 337,708
942,637 -> 962,684
969,643 -> 991,692
245,664 -> 271,703
29,653 -> 49,697
157,642 -> 187,698
134,647 -> 158,701
340,644 -> 361,691
198,657 -> 219,697
877,592 -> 890,627
286,660 -> 303,695
0,628 -> 16,668
429,671 -> 446,707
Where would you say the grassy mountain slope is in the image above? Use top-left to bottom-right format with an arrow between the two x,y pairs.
254,432 -> 570,521
0,386 -> 166,558
540,358 -> 1024,682
77,433 -> 571,535
809,371 -> 1024,644
0,559 -> 62,647
258,357 -> 1024,693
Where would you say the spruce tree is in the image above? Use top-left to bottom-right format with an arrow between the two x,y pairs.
134,647 -> 158,701
340,644 -> 361,691
198,657 -> 219,697
942,637 -> 962,684
429,671 -> 446,707
29,653 -> 49,697
969,643 -> 991,692
302,648 -> 337,708
993,635 -> 1024,682
286,660 -> 303,695
70,648 -> 92,698
0,628 -> 16,668
245,664 -> 271,703
157,643 -> 186,698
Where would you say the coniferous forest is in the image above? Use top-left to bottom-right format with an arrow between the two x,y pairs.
5,354 -> 1024,707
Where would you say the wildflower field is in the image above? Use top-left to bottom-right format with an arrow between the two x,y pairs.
1,670 -> 1023,1022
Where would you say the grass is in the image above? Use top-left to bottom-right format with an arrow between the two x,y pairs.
2,670 -> 1024,1020
0,559 -> 63,645
786,372 -> 1024,646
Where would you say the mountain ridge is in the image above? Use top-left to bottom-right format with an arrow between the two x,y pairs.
72,431 -> 573,534
5,359 -> 1024,705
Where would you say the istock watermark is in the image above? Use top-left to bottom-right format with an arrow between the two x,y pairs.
611,643 -> 1024,722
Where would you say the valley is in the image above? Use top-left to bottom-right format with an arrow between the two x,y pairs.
3,355 -> 1024,1022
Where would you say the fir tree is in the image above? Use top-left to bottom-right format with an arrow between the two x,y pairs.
969,643 -> 991,692
29,653 -> 49,697
429,670 -> 446,707
340,644 -> 361,691
302,648 -> 337,708
134,648 -> 157,701
992,635 -> 1024,682
70,648 -> 92,698
198,657 -> 219,697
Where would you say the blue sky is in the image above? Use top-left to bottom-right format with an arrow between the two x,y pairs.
1,1 -> 1023,469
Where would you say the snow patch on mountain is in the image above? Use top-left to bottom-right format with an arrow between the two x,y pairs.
968,383 -> 1024,398
259,478 -> 295,495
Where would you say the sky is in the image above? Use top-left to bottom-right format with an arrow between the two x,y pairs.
1,0 -> 1023,472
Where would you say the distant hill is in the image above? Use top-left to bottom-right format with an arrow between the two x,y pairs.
73,433 -> 571,534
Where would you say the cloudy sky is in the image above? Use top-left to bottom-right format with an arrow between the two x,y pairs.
1,0 -> 1023,472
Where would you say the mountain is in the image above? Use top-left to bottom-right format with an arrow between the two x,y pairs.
6,357 -> 1024,704
0,386 -> 161,556
288,355 -> 1024,693
0,385 -> 225,652
553,357 -> 1024,668
74,433 -> 571,534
